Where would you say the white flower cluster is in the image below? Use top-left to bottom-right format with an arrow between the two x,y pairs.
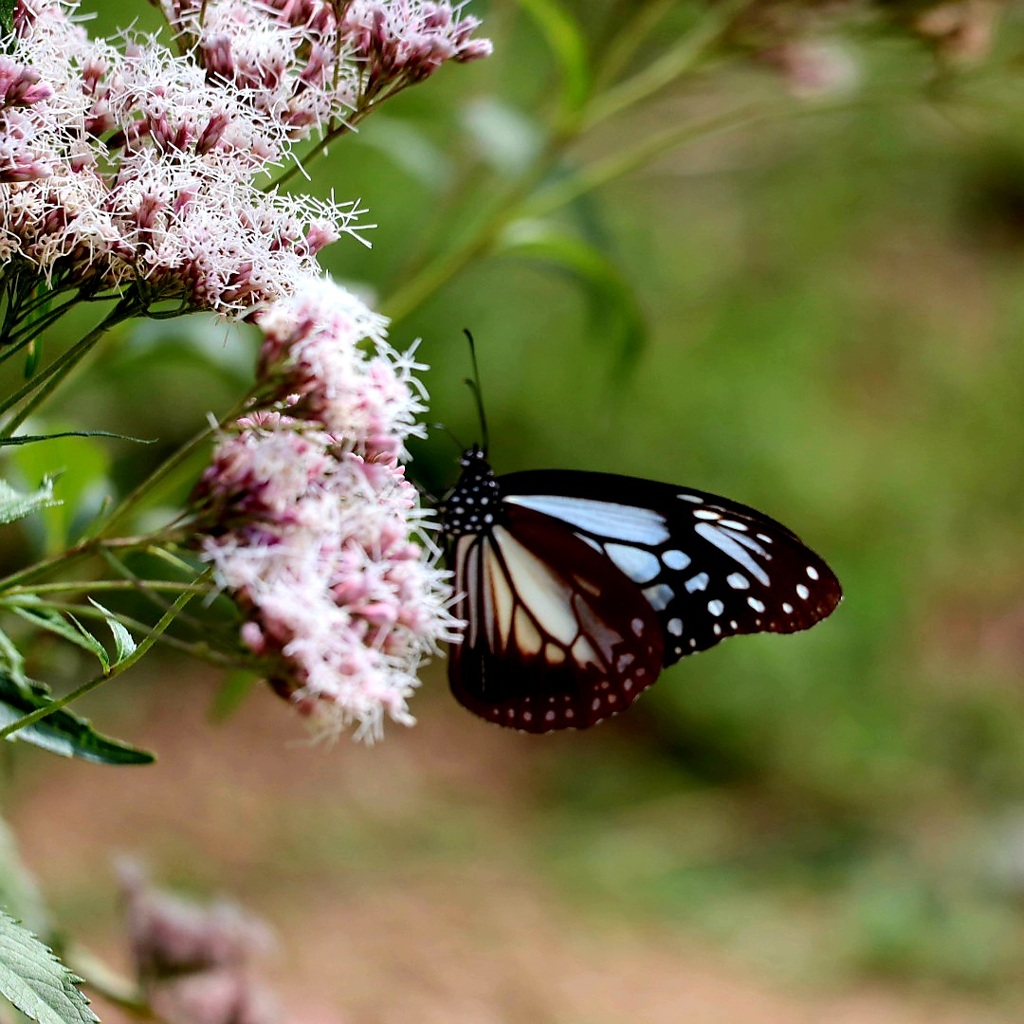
197,280 -> 461,742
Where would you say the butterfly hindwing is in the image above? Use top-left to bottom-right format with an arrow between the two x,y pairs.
499,470 -> 842,665
449,504 -> 664,732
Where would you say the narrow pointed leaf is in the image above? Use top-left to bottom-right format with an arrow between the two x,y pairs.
0,673 -> 154,765
9,606 -> 108,672
0,910 -> 99,1024
8,429 -> 110,552
88,601 -> 136,666
0,629 -> 26,687
0,480 -> 58,528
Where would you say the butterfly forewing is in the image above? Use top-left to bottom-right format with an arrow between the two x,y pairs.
500,470 -> 842,664
449,504 -> 664,732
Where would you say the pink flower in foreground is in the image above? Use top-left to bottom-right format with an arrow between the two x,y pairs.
197,280 -> 459,741
120,863 -> 277,1024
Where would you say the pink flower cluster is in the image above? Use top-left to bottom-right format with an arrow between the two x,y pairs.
2,0 -> 489,316
159,0 -> 493,122
342,0 -> 494,103
197,280 -> 459,741
1,0 -> 362,313
120,862 -> 278,1024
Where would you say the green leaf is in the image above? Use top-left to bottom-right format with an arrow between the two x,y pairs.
0,821 -> 48,937
87,601 -> 136,666
0,480 -> 58,529
21,341 -> 39,381
7,426 -> 110,554
353,116 -> 451,190
9,606 -> 108,673
0,0 -> 14,46
209,670 -> 259,723
0,672 -> 154,765
0,629 -> 26,688
498,220 -> 647,368
0,910 -> 98,1024
462,97 -> 543,177
514,0 -> 590,126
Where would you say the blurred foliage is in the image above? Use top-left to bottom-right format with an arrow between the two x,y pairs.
37,0 -> 1024,997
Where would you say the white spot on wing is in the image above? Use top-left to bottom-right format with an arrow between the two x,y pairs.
708,599 -> 724,616
642,583 -> 675,611
678,493 -> 703,503
747,596 -> 766,613
506,494 -> 669,544
662,549 -> 691,571
694,509 -> 721,520
796,583 -> 810,600
684,572 -> 709,593
727,572 -> 749,590
606,543 -> 661,584
667,617 -> 683,636
782,602 -> 793,614
807,566 -> 820,580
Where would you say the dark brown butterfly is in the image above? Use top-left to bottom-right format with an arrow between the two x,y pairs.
441,446 -> 842,733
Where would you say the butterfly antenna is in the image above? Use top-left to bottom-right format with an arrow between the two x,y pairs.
428,421 -> 466,454
463,328 -> 490,456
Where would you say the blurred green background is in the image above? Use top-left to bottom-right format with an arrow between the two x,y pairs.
9,1 -> 1024,1020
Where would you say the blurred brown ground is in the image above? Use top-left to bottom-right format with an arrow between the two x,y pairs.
6,669 -> 1015,1024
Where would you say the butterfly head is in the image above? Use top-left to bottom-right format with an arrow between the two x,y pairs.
442,446 -> 501,538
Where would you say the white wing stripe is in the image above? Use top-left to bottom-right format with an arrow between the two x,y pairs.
694,522 -> 770,585
505,494 -> 670,544
490,526 -> 578,645
718,525 -> 769,558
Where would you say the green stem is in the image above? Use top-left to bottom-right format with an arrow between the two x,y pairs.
48,601 -> 252,669
66,945 -> 161,1022
381,103 -> 763,321
582,0 -> 749,130
522,102 -> 766,220
0,535 -> 149,592
382,4 -> 752,323
0,580 -> 204,742
592,0 -> 677,90
0,298 -> 137,438
1,579 -> 202,597
91,390 -> 254,541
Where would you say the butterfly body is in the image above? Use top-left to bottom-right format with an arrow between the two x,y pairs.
442,447 -> 842,733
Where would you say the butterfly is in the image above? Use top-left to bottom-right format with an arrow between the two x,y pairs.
441,446 -> 842,733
